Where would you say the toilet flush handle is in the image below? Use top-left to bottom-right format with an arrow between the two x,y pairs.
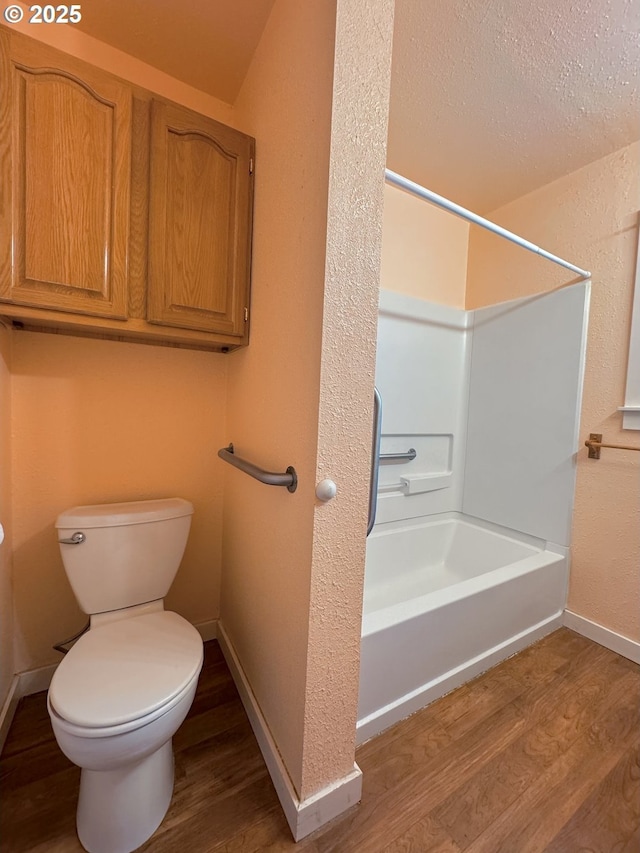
58,531 -> 86,545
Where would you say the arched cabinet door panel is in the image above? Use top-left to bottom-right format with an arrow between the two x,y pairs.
0,32 -> 254,351
147,100 -> 254,338
1,36 -> 131,319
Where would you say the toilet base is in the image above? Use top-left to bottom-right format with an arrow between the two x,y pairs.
77,738 -> 174,853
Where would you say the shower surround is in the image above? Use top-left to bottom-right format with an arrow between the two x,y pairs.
358,284 -> 589,743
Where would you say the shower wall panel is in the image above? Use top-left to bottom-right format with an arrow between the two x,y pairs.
375,291 -> 471,524
463,283 -> 590,546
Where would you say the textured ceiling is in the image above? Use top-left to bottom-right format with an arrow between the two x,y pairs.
388,0 -> 640,212
75,0 -> 638,213
75,0 -> 275,104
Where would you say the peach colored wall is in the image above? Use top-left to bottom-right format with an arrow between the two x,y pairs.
467,141 -> 640,642
0,17 -> 237,677
2,12 -> 234,123
11,334 -> 227,672
381,183 -> 469,307
221,0 -> 336,799
0,325 -> 12,706
221,0 -> 394,801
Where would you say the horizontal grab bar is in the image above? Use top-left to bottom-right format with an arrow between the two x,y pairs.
218,444 -> 298,492
379,448 -> 417,462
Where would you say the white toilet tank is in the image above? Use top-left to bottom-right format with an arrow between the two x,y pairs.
56,498 -> 194,615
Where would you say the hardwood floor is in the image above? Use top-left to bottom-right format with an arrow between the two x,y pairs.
1,628 -> 638,852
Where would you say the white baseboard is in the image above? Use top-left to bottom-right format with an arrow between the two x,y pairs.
564,610 -> 640,664
0,676 -> 20,754
217,621 -> 362,841
0,664 -> 57,754
195,618 -> 218,642
18,663 -> 58,696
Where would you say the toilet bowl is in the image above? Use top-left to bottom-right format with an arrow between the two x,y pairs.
48,608 -> 203,853
48,499 -> 202,853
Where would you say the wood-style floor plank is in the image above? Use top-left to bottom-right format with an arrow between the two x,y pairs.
0,629 -> 638,853
542,743 -> 640,853
310,640 -> 632,853
381,814 -> 461,853
432,656 -> 638,849
456,670 -> 640,853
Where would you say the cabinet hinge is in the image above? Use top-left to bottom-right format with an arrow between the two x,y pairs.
244,307 -> 249,322
249,158 -> 254,175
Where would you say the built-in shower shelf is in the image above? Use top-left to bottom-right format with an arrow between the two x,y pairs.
400,472 -> 452,494
379,471 -> 452,496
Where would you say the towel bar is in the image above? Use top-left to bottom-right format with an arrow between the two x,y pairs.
585,433 -> 640,459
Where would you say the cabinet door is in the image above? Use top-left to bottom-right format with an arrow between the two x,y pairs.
147,100 -> 254,337
0,36 -> 131,319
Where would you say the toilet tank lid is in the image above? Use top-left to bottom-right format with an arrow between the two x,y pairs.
56,498 -> 194,529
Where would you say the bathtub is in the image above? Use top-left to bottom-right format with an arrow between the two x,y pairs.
357,513 -> 567,744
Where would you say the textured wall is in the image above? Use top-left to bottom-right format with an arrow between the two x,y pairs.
388,0 -> 639,212
222,0 -> 394,801
72,0 -> 276,104
11,333 -> 228,672
221,0 -> 337,798
467,141 -> 640,641
4,10 -> 234,123
304,0 -> 395,799
381,184 -> 469,306
0,326 -> 12,707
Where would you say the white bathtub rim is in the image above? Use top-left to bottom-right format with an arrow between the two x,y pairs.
370,511 -> 548,552
362,549 -> 565,637
356,611 -> 563,745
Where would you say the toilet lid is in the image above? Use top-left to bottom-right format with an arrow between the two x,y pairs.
48,611 -> 203,728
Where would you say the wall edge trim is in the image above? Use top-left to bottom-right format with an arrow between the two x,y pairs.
0,667 -> 56,755
0,676 -> 21,755
564,610 -> 640,664
195,618 -> 218,642
217,620 -> 362,841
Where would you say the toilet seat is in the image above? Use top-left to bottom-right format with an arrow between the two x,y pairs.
49,611 -> 203,730
47,667 -> 201,739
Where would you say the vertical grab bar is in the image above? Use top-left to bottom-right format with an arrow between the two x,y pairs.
367,387 -> 382,536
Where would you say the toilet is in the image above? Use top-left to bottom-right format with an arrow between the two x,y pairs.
47,498 -> 203,853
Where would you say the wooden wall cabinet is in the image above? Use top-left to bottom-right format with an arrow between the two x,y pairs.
0,35 -> 131,320
147,100 -> 253,338
0,30 -> 254,351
